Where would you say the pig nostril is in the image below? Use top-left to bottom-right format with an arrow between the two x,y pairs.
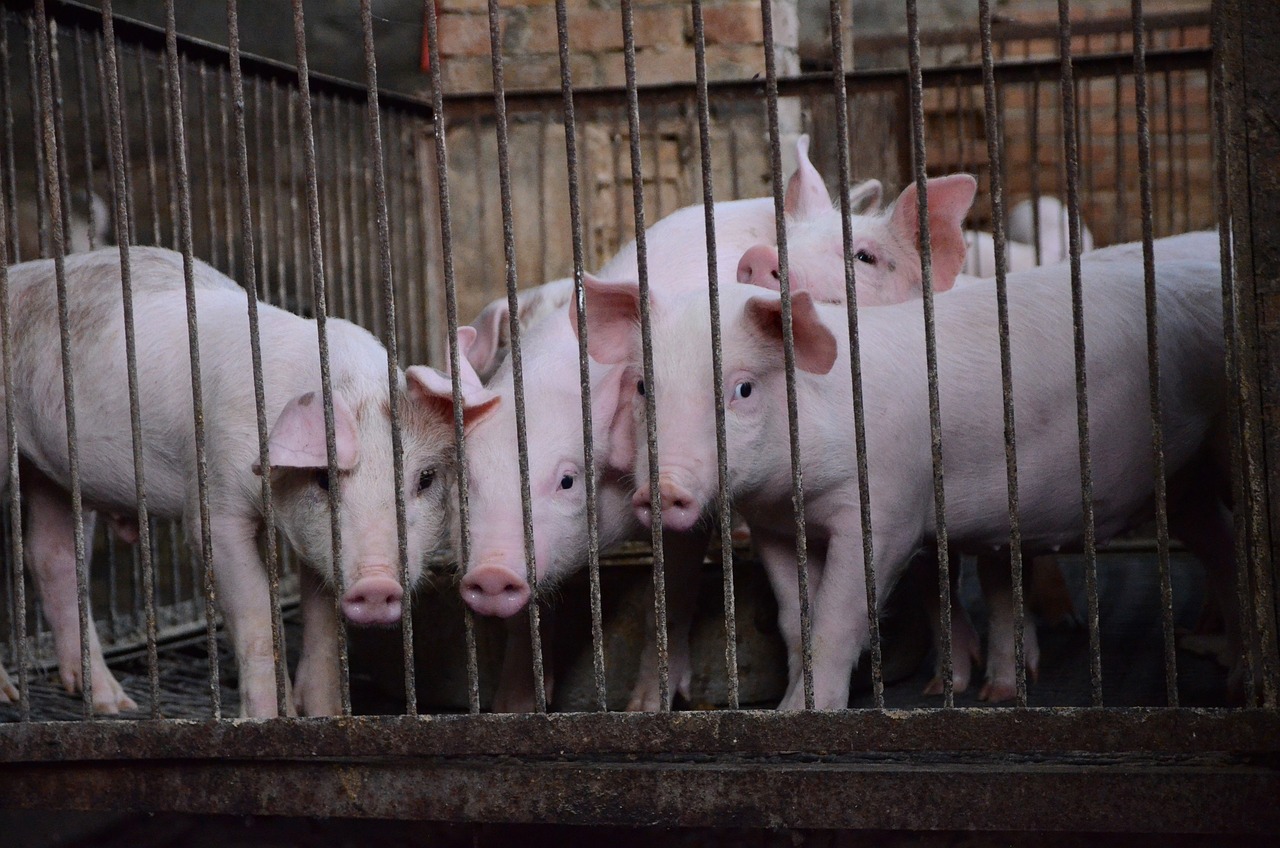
770,269 -> 779,280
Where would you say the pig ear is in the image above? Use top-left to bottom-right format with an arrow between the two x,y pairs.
570,273 -> 643,365
784,134 -> 833,221
451,326 -> 489,390
265,391 -> 360,472
848,178 -> 883,214
590,364 -> 636,472
887,174 -> 977,294
406,365 -> 501,432
466,298 -> 510,380
743,291 -> 837,375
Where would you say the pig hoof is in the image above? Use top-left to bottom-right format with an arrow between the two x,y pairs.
922,675 -> 944,697
625,687 -> 663,713
978,679 -> 1017,703
922,672 -> 970,697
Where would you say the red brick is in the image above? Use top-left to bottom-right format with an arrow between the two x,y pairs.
701,5 -> 764,47
632,7 -> 688,49
438,13 -> 496,58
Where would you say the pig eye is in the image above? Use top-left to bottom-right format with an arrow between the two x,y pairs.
636,380 -> 645,397
417,469 -> 436,494
733,381 -> 754,400
314,470 -> 330,492
559,474 -> 575,491
854,249 -> 877,265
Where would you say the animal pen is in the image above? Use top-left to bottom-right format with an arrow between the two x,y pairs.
0,0 -> 1277,833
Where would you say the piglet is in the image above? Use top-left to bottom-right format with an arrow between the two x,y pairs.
584,257 -> 1231,710
2,246 -> 483,717
1007,196 -> 1096,266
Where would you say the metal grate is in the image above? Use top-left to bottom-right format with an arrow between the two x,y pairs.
0,0 -> 1276,833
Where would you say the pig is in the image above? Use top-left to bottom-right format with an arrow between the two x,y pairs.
735,135 -> 979,306
960,231 -> 1041,278
0,659 -> 15,703
1008,196 -> 1096,266
582,257 -> 1231,710
1,246 -> 484,717
434,179 -> 809,712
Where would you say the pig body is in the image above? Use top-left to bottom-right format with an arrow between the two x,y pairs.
589,258 -> 1227,710
1007,196 -> 1096,265
453,194 -> 779,712
2,247 -> 463,717
960,230 -> 1041,278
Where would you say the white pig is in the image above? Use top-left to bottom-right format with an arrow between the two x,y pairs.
1,246 -> 486,717
582,258 -> 1230,710
1008,196 -> 1096,266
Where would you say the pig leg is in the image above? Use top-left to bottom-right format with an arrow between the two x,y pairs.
783,526 -> 915,711
1027,554 -> 1078,627
293,564 -> 341,717
626,526 -> 710,712
976,550 -> 1040,703
492,607 -> 555,713
756,528 -> 825,709
23,476 -> 137,713
921,550 -> 982,696
206,514 -> 293,718
1169,494 -> 1240,675
0,663 -> 15,702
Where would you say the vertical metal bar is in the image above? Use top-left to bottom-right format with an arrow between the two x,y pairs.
162,0 -> 222,718
226,0 -> 288,718
1113,53 -> 1127,245
1211,25 -> 1258,707
690,0 -> 740,710
1129,0 -> 1178,709
485,0 -> 546,713
905,0 -> 954,709
1054,0 -> 1102,708
339,98 -> 358,322
31,0 -> 93,718
0,86 -> 29,721
27,16 -> 49,258
978,0 -> 1028,708
286,88 -> 305,317
348,103 -> 368,329
1162,68 -> 1174,236
421,0 -> 480,714
290,0 -> 352,716
198,64 -> 218,267
0,12 -> 19,263
621,0 -> 669,711
356,0 -> 415,717
551,0 -> 607,711
73,29 -> 98,251
48,20 -> 74,257
136,46 -> 162,246
160,58 -> 178,249
1028,75 -> 1043,266
105,525 -> 119,641
270,82 -> 288,308
218,70 -> 235,273
252,79 -> 273,307
826,0 -> 882,708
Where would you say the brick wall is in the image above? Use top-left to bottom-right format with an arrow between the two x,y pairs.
433,0 -> 799,94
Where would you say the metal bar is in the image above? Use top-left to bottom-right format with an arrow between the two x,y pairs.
48,19 -> 74,257
758,0 -> 815,711
3,709 -> 1280,762
551,0 -> 607,711
420,0 -> 479,714
289,0 -> 351,717
1129,0 -> 1178,709
621,0 -> 669,711
217,69 -> 235,274
136,45 -> 161,245
905,0 -> 954,708
31,0 -> 93,717
356,0 -> 414,717
225,0 -> 287,718
485,0 -> 546,713
0,11 -> 18,263
27,15 -> 48,258
72,28 -> 97,251
826,0 -> 882,708
978,0 -> 1028,707
689,0 -> 740,710
198,63 -> 218,266
269,81 -> 287,308
161,0 -> 220,718
1055,0 -> 1102,708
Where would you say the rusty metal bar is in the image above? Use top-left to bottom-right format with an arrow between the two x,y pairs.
420,0 -> 480,715
356,0 -> 414,716
289,0 -> 351,717
225,0 -> 287,717
905,0 -> 955,708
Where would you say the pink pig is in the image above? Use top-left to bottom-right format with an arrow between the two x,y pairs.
1,246 -> 483,717
436,182 -> 805,712
583,257 -> 1232,710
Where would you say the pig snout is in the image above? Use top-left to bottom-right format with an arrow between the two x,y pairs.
737,244 -> 780,289
461,563 -> 530,618
632,477 -> 700,532
341,564 -> 404,626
